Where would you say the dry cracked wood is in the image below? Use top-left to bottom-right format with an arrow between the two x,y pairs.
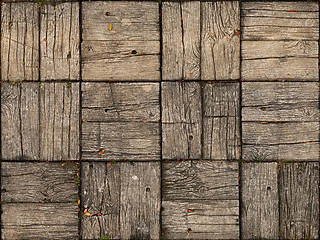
82,1 -> 160,81
279,163 -> 319,239
1,2 -> 39,81
1,82 -> 80,160
241,162 -> 279,239
40,2 -> 80,80
81,162 -> 160,240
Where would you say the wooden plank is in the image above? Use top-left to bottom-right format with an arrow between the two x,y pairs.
162,82 -> 201,160
241,2 -> 319,40
162,200 -> 239,239
162,160 -> 238,200
241,163 -> 279,240
81,162 -> 160,240
162,1 -> 200,80
1,83 -> 39,160
1,3 -> 39,81
242,122 -> 319,161
201,1 -> 240,80
82,82 -> 160,122
39,82 -> 80,160
203,83 -> 240,160
279,163 -> 319,239
40,2 -> 80,80
2,203 -> 78,239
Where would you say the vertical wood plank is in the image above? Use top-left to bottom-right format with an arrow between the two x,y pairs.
162,1 -> 200,80
241,163 -> 279,239
40,2 -> 80,80
201,1 -> 240,80
1,3 -> 39,81
280,163 -> 319,239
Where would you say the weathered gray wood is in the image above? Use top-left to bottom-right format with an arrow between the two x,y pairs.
81,162 -> 160,240
241,2 -> 319,40
1,3 -> 39,81
279,163 -> 319,239
242,122 -> 319,161
82,1 -> 160,81
203,83 -> 240,160
241,163 -> 279,240
39,82 -> 80,160
201,1 -> 240,80
1,83 -> 40,160
40,2 -> 80,80
162,1 -> 200,80
2,203 -> 78,239
162,82 -> 201,160
163,160 -> 238,200
82,83 -> 160,122
162,200 -> 239,239
1,162 -> 78,203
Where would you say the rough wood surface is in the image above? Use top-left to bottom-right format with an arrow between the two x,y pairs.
279,163 -> 319,239
162,1 -> 200,80
1,82 -> 80,161
81,162 -> 160,240
82,83 -> 160,122
203,83 -> 240,160
242,82 -> 319,122
242,122 -> 319,161
2,203 -> 78,239
241,163 -> 279,240
201,1 -> 240,80
82,1 -> 160,81
1,3 -> 39,81
241,2 -> 319,40
162,200 -> 239,239
162,82 -> 201,160
40,2 -> 80,80
163,160 -> 238,200
1,162 -> 78,203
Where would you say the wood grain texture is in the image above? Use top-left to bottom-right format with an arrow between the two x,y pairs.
203,83 -> 240,160
82,83 -> 160,122
162,200 -> 239,239
201,1 -> 240,80
162,1 -> 200,80
162,82 -> 201,160
2,203 -> 78,239
1,162 -> 78,203
242,122 -> 319,161
279,163 -> 319,239
1,2 -> 39,81
40,2 -> 80,80
241,163 -> 279,240
241,2 -> 319,40
242,82 -> 319,122
81,162 -> 160,240
163,160 -> 238,200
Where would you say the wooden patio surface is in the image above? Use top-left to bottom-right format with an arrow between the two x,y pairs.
0,0 -> 319,239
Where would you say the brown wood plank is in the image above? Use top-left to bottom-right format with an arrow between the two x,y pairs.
81,162 -> 160,240
203,83 -> 240,160
1,2 -> 39,81
1,162 -> 78,203
241,2 -> 319,41
40,2 -> 80,80
241,163 -> 279,239
201,1 -> 240,80
162,160 -> 238,200
162,1 -> 200,80
280,163 -> 319,239
161,82 -> 201,160
2,203 -> 78,239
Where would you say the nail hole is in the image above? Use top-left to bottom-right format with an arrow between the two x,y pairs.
105,11 -> 110,16
189,135 -> 193,140
267,186 -> 271,191
105,109 -> 108,112
89,164 -> 93,168
131,50 -> 137,54
2,189 -> 6,193
146,187 -> 150,192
